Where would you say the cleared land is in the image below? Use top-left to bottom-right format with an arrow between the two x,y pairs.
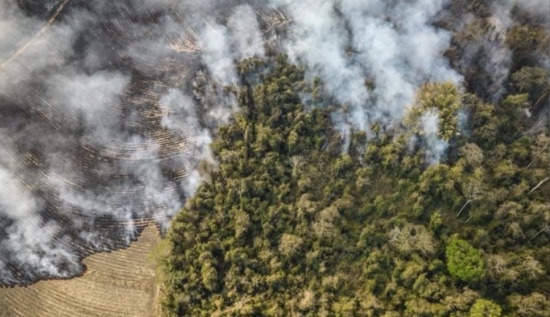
0,224 -> 161,317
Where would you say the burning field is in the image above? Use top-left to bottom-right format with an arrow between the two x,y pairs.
0,224 -> 160,317
0,0 -> 288,286
2,1 -> 546,315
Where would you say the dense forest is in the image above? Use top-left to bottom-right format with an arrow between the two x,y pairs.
155,3 -> 550,317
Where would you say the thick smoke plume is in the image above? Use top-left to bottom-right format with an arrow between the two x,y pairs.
276,0 -> 461,134
0,0 -> 253,285
0,0 -> 522,285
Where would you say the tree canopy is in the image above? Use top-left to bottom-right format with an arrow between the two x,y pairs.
155,3 -> 550,315
154,53 -> 549,316
446,238 -> 486,283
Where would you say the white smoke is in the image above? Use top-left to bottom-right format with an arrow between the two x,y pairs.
276,0 -> 368,134
0,1 -> 231,283
0,0 -> 498,285
159,88 -> 215,199
274,0 -> 461,134
420,109 -> 448,165
228,5 -> 266,60
0,10 -> 83,95
515,0 -> 550,19
202,22 -> 238,86
0,168 -> 81,282
47,71 -> 131,139
450,0 -> 549,101
201,4 -> 265,87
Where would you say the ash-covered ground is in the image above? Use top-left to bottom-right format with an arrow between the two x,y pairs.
0,0 -> 288,285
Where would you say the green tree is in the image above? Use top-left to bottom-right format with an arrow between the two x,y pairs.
406,81 -> 462,141
510,67 -> 549,108
446,238 -> 486,283
157,51 -> 550,317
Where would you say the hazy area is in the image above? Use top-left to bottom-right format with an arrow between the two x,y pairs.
0,0 -> 479,285
0,1 -> 548,316
0,224 -> 160,317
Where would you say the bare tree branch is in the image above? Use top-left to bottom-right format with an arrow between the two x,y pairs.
528,177 -> 549,194
530,223 -> 550,241
457,179 -> 483,217
457,200 -> 471,217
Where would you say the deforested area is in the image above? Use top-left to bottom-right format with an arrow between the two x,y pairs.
0,0 -> 549,316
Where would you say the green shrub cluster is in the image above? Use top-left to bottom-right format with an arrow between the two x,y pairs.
445,238 -> 485,283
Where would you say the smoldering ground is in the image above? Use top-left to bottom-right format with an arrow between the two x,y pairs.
0,0 -> 224,285
0,0 -> 538,285
0,0 -> 291,286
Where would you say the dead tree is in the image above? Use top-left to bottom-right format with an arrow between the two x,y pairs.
457,179 -> 483,217
530,223 -> 550,241
528,177 -> 549,194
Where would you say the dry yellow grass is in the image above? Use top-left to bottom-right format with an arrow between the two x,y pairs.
0,224 -> 161,317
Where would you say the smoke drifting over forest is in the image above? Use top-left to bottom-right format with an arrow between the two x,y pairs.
0,0 -> 544,285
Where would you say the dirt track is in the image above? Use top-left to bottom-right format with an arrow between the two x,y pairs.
0,225 -> 161,317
